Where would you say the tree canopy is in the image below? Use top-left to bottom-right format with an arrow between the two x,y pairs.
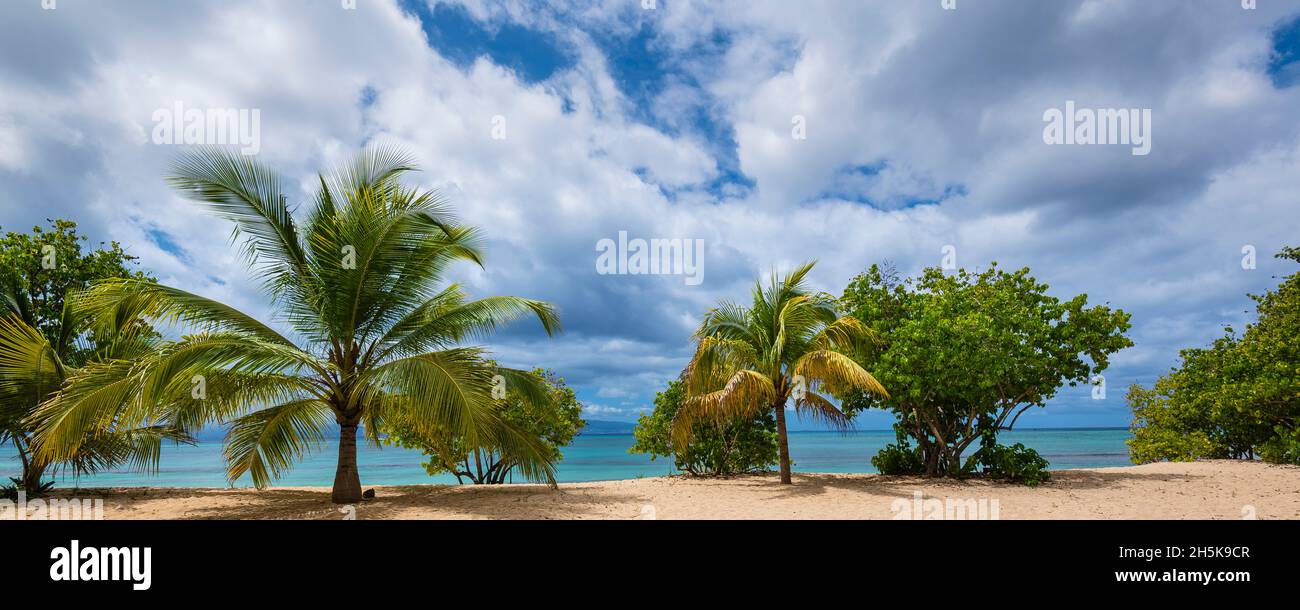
630,378 -> 777,476
385,368 -> 586,484
1128,246 -> 1300,465
0,219 -> 182,496
0,219 -> 150,364
673,262 -> 887,484
27,147 -> 562,503
839,263 -> 1132,478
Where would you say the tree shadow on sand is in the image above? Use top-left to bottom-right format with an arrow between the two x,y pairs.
739,469 -> 1212,501
89,485 -> 652,520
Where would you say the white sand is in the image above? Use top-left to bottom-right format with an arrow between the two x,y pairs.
40,460 -> 1300,520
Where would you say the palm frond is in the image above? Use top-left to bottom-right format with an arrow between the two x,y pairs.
63,425 -> 197,477
812,316 -> 879,354
168,147 -> 308,285
792,349 -> 889,398
0,314 -> 65,408
479,416 -> 558,486
358,347 -> 497,441
794,391 -> 852,431
672,370 -> 775,448
73,280 -> 299,348
682,334 -> 750,396
372,291 -> 560,361
492,367 -> 553,410
224,398 -> 333,488
28,333 -> 324,463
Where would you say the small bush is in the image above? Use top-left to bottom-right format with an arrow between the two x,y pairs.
976,443 -> 1050,486
1259,425 -> 1300,465
871,443 -> 925,475
2,478 -> 55,500
631,380 -> 777,476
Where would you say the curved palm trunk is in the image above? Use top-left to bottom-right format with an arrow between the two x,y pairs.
332,424 -> 363,504
21,464 -> 48,495
774,402 -> 792,484
13,436 -> 49,495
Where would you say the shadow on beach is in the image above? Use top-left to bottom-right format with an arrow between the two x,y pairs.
54,484 -> 650,521
38,461 -> 1297,520
722,468 -> 1213,500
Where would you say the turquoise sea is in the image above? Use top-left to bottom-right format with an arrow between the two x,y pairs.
1,428 -> 1132,489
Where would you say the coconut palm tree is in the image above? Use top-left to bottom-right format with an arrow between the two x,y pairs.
29,146 -> 561,503
0,296 -> 193,495
673,261 -> 888,484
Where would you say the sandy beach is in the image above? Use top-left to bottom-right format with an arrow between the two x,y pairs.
33,460 -> 1300,520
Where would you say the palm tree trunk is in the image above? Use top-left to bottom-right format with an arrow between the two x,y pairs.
774,402 -> 792,484
21,463 -> 47,495
14,436 -> 47,495
331,423 -> 363,504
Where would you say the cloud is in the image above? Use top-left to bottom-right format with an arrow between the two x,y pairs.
3,0 -> 1300,428
581,403 -> 634,417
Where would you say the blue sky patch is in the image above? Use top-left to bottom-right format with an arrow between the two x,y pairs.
400,3 -> 770,199
359,85 -> 378,108
588,22 -> 762,199
400,0 -> 574,84
144,227 -> 191,264
1269,14 -> 1300,88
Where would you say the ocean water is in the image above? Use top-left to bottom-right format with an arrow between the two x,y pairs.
0,428 -> 1132,489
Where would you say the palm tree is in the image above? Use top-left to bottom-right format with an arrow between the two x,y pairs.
0,296 -> 192,495
673,262 -> 888,484
29,146 -> 561,503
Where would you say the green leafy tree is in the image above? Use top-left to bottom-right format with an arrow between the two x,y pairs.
0,219 -> 150,355
1128,247 -> 1300,464
1126,373 -> 1223,463
631,378 -> 778,476
0,219 -> 186,496
385,369 -> 585,484
29,147 -> 561,503
673,262 -> 888,484
840,263 -> 1132,478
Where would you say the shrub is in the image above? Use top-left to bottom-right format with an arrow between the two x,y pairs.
871,442 -> 924,475
975,442 -> 1050,486
631,379 -> 777,476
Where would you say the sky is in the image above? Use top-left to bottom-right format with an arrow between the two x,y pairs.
2,0 -> 1299,430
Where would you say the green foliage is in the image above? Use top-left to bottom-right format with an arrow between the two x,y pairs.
0,219 -> 166,495
630,379 -> 777,476
870,423 -> 925,475
28,147 -> 561,503
973,442 -> 1051,486
869,427 -> 1050,485
0,219 -> 150,363
1128,247 -> 1300,465
1,478 -> 54,500
385,369 -> 585,484
1258,426 -> 1300,464
871,446 -> 924,475
1126,376 -> 1223,463
841,263 -> 1132,479
675,262 -> 888,484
